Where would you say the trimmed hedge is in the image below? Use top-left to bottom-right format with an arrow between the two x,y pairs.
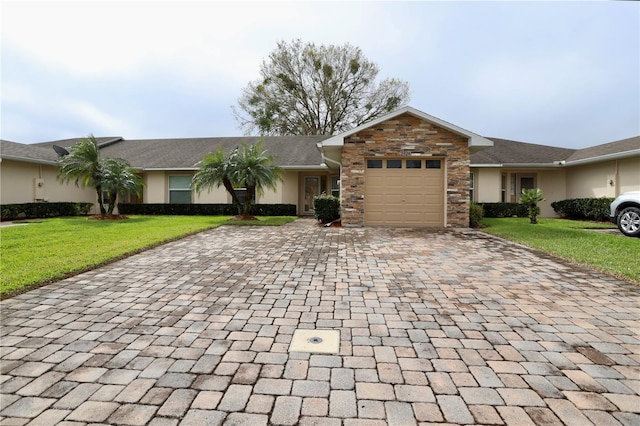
551,197 -> 614,222
117,203 -> 297,216
313,195 -> 340,223
1,202 -> 93,221
478,202 -> 528,218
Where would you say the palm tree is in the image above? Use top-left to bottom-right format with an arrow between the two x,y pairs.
192,142 -> 283,217
56,134 -> 107,215
192,148 -> 241,208
228,142 -> 283,217
520,188 -> 545,224
100,158 -> 145,215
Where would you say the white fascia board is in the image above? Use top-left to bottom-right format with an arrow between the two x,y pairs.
318,106 -> 494,149
142,167 -> 199,171
140,165 -> 328,172
501,163 -> 565,168
470,163 -> 504,168
565,149 -> 640,166
281,165 -> 329,170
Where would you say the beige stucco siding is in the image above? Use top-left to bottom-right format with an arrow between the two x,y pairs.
536,169 -> 566,217
475,168 -> 501,202
474,167 -> 566,217
619,157 -> 640,193
279,172 -> 299,205
143,170 -> 303,209
565,159 -> 640,198
144,171 -> 167,203
0,159 -> 96,208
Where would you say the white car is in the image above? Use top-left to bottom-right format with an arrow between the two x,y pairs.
610,191 -> 640,237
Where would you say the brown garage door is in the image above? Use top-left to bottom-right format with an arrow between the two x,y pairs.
364,158 -> 444,226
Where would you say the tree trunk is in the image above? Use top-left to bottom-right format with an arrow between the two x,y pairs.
107,193 -> 117,215
242,184 -> 256,216
95,186 -> 106,215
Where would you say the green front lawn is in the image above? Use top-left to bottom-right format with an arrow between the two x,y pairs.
0,215 -> 297,298
481,218 -> 639,284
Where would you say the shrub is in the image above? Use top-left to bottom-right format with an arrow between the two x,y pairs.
478,203 -> 528,218
313,195 -> 340,223
469,202 -> 484,228
551,197 -> 614,222
0,202 -> 94,221
117,203 -> 296,216
520,188 -> 545,224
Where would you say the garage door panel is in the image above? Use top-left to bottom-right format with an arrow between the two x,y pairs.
364,158 -> 445,227
368,194 -> 403,204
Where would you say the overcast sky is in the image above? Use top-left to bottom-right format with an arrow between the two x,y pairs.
2,1 -> 638,149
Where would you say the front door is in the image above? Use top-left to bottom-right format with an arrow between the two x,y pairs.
303,176 -> 321,214
517,174 -> 536,200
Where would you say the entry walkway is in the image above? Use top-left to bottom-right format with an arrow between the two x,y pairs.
1,220 -> 638,425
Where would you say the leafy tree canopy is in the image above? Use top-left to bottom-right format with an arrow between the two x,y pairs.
234,39 -> 410,136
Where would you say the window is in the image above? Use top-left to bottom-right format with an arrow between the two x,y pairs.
233,187 -> 255,205
470,172 -> 475,201
386,159 -> 402,168
367,159 -> 382,169
330,176 -> 340,198
426,160 -> 441,169
501,174 -> 507,203
406,159 -> 422,169
169,175 -> 192,204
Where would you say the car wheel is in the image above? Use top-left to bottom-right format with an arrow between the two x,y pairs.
617,206 -> 640,237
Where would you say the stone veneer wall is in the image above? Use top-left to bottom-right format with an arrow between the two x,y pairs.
340,113 -> 470,227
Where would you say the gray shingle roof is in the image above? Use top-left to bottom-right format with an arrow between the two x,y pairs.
6,133 -> 638,169
0,140 -> 59,164
566,136 -> 640,163
98,136 -> 330,169
471,138 -> 576,165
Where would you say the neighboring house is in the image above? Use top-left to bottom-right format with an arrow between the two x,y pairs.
471,136 -> 640,217
1,106 -> 638,226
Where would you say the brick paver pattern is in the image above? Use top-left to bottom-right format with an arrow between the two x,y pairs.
1,219 -> 639,425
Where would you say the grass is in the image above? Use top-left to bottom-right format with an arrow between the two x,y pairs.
0,215 -> 298,298
480,217 -> 640,284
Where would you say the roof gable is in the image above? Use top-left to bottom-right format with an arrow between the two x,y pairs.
319,106 -> 494,151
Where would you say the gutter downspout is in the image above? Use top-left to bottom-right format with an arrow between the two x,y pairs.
318,147 -> 342,197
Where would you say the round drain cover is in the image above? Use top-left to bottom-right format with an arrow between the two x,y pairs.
307,336 -> 323,344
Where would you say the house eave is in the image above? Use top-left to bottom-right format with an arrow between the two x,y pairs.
141,167 -> 199,171
470,163 -> 504,168
281,164 -> 329,170
0,155 -> 57,166
472,162 -> 566,168
139,164 -> 329,172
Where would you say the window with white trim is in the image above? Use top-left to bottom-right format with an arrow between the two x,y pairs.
169,175 -> 192,204
470,172 -> 475,201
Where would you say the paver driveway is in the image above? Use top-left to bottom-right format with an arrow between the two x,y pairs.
1,219 -> 639,425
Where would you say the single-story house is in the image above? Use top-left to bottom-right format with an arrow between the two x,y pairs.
471,135 -> 640,217
1,106 -> 638,226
